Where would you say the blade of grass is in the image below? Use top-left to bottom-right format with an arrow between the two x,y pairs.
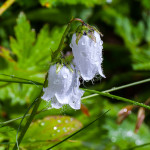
82,88 -> 150,110
2,78 -> 150,126
0,73 -> 43,85
126,142 -> 150,150
46,109 -> 110,150
0,108 -> 48,127
81,78 -> 150,100
0,78 -> 43,85
15,97 -> 39,149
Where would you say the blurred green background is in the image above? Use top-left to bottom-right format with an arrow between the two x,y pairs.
0,0 -> 150,149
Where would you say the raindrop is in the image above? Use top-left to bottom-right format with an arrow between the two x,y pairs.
111,137 -> 116,142
81,41 -> 86,45
100,40 -> 103,45
57,120 -> 61,123
54,79 -> 59,84
136,139 -> 142,145
63,73 -> 68,78
63,127 -> 67,132
124,108 -> 127,112
94,43 -> 97,47
100,45 -> 103,49
126,131 -> 133,137
53,126 -> 57,130
70,43 -> 73,48
81,51 -> 87,57
65,120 -> 69,123
40,122 -> 45,126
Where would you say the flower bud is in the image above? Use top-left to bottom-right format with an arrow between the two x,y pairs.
41,64 -> 84,109
70,27 -> 105,81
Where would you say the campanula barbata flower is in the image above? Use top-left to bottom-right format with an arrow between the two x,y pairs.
41,64 -> 84,109
70,26 -> 105,81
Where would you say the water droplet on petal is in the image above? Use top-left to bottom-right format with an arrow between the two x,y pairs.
94,43 -> 97,47
100,40 -> 103,45
81,52 -> 87,57
63,73 -> 68,78
54,79 -> 59,84
81,41 -> 86,45
100,45 -> 103,49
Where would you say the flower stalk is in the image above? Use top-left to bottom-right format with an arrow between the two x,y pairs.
12,18 -> 85,150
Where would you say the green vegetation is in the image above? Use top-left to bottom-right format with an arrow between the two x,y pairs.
0,0 -> 150,149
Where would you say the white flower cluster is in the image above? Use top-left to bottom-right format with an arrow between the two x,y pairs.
42,28 -> 105,110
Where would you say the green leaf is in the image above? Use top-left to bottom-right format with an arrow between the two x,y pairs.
10,12 -> 36,64
21,116 -> 82,149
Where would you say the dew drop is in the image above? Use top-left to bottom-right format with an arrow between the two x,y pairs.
40,122 -> 45,126
70,43 -> 73,48
63,127 -> 67,132
53,126 -> 57,130
63,73 -> 68,78
126,131 -> 133,137
94,43 -> 97,47
81,41 -> 86,45
100,40 -> 103,45
57,120 -> 61,123
54,79 -> 59,84
111,137 -> 116,142
100,45 -> 103,49
81,51 -> 87,57
65,120 -> 69,123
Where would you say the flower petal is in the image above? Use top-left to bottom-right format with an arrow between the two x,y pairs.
71,31 -> 105,80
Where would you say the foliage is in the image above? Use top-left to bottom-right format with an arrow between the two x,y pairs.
0,0 -> 150,149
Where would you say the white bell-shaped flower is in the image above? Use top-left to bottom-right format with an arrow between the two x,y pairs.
70,31 -> 105,81
41,64 -> 84,109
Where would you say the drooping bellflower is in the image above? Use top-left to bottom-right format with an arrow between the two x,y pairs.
41,64 -> 84,109
70,26 -> 105,81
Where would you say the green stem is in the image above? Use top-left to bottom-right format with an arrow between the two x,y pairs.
2,77 -> 150,126
0,78 -> 43,85
12,18 -> 85,150
12,94 -> 42,150
81,78 -> 150,100
82,89 -> 150,110
52,18 -> 84,60
0,108 -> 48,126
